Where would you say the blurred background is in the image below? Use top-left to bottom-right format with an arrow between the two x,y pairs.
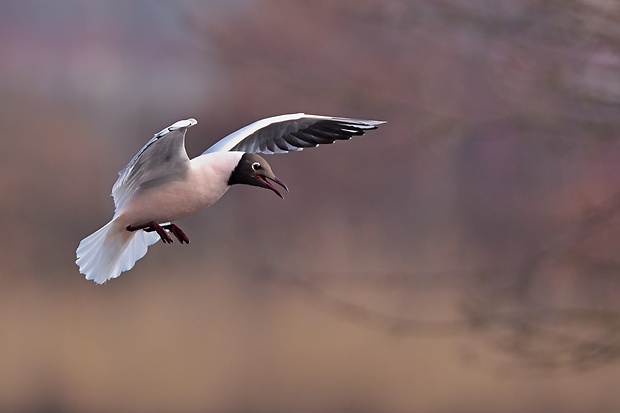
2,0 -> 620,412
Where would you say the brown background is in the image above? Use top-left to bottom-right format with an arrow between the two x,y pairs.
1,1 -> 620,412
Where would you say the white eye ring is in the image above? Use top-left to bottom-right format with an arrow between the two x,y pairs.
251,162 -> 261,171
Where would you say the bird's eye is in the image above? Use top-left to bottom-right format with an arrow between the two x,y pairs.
252,162 -> 261,171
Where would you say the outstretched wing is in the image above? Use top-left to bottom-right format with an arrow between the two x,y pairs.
202,113 -> 386,155
112,119 -> 197,211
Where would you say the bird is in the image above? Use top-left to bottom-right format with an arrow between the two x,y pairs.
76,113 -> 386,284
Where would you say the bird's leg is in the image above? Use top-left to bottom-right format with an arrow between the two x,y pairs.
162,223 -> 190,244
126,221 -> 174,244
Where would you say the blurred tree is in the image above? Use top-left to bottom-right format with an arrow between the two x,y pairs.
179,0 -> 620,374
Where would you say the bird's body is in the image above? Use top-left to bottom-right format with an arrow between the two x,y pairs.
114,151 -> 243,226
76,113 -> 385,284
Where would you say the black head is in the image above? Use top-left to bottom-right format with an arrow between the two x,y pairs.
228,153 -> 289,199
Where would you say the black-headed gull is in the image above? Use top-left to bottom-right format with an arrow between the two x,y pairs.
76,113 -> 386,284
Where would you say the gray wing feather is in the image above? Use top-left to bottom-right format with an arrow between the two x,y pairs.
112,127 -> 192,211
231,118 -> 384,154
203,114 -> 386,155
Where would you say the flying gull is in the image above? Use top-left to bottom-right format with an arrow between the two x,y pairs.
76,113 -> 386,284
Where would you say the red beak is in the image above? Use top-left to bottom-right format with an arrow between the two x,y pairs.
258,175 -> 289,199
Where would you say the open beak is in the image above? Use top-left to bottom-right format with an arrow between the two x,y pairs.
258,175 -> 289,199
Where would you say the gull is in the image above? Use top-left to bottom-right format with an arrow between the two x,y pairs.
76,113 -> 386,284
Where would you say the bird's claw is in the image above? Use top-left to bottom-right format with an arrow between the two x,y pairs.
128,221 -> 190,244
162,223 -> 190,244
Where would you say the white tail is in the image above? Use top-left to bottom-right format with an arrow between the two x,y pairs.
76,220 -> 160,284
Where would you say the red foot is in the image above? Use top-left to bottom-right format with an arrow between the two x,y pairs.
126,221 -> 190,244
163,223 -> 190,244
126,221 -> 173,244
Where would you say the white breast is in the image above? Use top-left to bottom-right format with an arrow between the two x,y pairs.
114,152 -> 244,226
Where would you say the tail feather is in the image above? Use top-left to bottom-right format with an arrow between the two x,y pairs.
76,221 -> 160,284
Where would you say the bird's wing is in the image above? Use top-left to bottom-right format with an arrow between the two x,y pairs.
202,113 -> 386,155
112,119 -> 197,211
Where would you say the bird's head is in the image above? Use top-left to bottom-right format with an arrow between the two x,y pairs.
228,153 -> 289,199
